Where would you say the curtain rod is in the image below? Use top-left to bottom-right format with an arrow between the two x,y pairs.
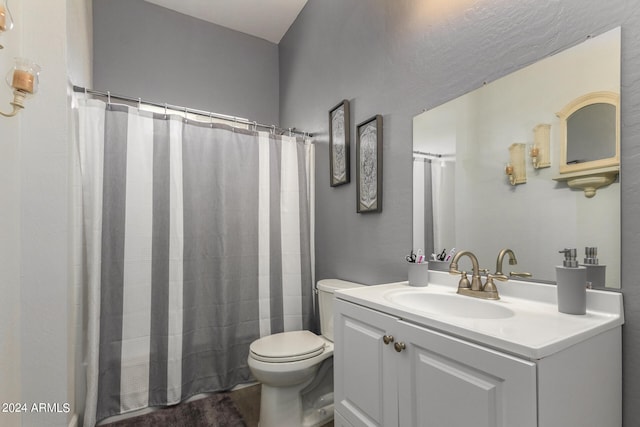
413,150 -> 455,158
72,85 -> 312,137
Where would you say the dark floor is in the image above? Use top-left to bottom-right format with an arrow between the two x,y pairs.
230,384 -> 334,427
228,385 -> 261,426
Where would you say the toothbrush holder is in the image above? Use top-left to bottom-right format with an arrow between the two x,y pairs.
408,262 -> 429,287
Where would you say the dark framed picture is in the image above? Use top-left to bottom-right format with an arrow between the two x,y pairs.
356,115 -> 383,213
329,100 -> 350,186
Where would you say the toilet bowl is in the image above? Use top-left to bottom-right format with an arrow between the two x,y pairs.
247,279 -> 364,427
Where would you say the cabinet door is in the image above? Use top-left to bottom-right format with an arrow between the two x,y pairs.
396,320 -> 537,427
334,410 -> 355,427
334,299 -> 399,427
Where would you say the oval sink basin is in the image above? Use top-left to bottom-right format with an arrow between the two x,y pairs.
385,291 -> 515,319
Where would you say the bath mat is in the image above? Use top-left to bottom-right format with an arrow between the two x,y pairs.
100,393 -> 247,427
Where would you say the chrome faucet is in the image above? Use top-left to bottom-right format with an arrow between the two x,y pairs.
449,250 -> 508,300
495,248 -> 532,278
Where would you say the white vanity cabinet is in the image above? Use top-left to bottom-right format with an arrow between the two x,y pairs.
334,299 -> 536,427
334,293 -> 622,427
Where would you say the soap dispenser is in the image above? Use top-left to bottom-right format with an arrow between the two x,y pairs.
581,246 -> 606,288
556,248 -> 587,315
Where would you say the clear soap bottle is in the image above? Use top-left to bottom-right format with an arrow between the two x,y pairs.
556,248 -> 587,315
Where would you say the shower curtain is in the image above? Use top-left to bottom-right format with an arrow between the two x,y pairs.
412,158 -> 434,257
412,158 -> 456,255
76,99 -> 314,426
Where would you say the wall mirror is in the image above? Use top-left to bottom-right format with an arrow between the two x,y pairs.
413,27 -> 620,288
554,91 -> 620,197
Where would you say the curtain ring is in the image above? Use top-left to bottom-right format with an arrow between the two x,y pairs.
184,107 -> 188,123
253,121 -> 257,132
164,103 -> 168,119
107,91 -> 111,109
288,128 -> 292,137
233,117 -> 237,132
271,125 -> 275,135
138,97 -> 142,111
210,112 -> 214,128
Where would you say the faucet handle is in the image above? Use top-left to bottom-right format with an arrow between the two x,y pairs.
450,265 -> 471,289
488,273 -> 509,282
509,271 -> 532,278
481,273 -> 507,300
457,271 -> 471,289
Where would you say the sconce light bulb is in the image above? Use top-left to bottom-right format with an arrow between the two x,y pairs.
11,69 -> 35,93
505,164 -> 514,176
530,146 -> 539,158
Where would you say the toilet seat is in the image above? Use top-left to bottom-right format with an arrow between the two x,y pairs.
250,330 -> 326,363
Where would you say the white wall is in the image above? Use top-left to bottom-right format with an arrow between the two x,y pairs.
0,2 -> 24,425
0,0 -> 91,426
20,0 -> 71,425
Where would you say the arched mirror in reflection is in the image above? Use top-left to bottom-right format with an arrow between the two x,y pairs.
412,27 -> 621,288
554,91 -> 620,197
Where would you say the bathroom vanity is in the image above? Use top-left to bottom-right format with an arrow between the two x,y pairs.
333,271 -> 623,427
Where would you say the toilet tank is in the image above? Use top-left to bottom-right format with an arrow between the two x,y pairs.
317,279 -> 365,342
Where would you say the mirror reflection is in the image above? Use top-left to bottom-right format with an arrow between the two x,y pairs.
413,27 -> 621,287
567,103 -> 616,163
557,90 -> 620,178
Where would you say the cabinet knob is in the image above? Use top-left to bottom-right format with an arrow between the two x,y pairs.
383,335 -> 394,345
394,342 -> 406,352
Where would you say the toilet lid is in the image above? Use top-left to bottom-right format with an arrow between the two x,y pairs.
250,331 -> 326,363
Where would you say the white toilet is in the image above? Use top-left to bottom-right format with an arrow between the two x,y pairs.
248,279 -> 364,427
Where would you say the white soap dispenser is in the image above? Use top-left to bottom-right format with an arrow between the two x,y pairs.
556,248 -> 587,315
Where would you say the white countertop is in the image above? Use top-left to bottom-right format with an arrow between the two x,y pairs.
334,270 -> 624,360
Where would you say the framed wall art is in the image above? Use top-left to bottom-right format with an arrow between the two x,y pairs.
356,115 -> 383,213
329,100 -> 350,186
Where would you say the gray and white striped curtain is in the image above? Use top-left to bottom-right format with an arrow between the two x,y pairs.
77,99 -> 314,426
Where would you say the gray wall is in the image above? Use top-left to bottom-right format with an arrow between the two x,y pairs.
279,0 -> 640,423
93,0 -> 279,125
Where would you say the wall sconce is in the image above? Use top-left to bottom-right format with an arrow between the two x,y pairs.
531,124 -> 551,168
0,1 -> 40,118
0,58 -> 40,117
506,143 -> 527,185
0,0 -> 14,49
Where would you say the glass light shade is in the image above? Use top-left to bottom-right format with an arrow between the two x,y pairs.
6,57 -> 40,94
505,162 -> 514,176
0,0 -> 14,34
